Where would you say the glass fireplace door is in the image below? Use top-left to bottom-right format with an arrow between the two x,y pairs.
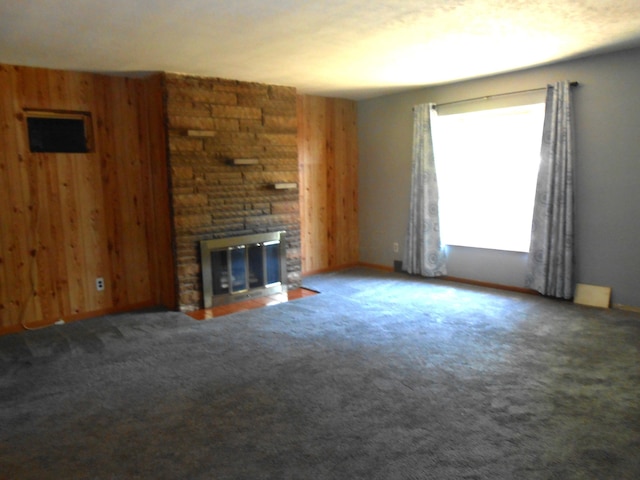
248,243 -> 264,289
229,246 -> 247,293
200,231 -> 287,308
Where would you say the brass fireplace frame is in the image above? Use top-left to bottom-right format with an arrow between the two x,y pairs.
200,231 -> 287,308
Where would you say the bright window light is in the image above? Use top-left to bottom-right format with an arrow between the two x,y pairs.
432,103 -> 545,252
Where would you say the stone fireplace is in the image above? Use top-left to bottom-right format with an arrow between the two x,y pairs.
164,73 -> 301,312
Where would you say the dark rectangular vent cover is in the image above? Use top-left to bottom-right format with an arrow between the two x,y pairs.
26,111 -> 92,153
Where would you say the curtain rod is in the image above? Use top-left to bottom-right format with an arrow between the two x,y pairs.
433,81 -> 579,109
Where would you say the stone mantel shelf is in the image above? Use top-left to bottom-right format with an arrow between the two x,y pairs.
186,129 -> 216,137
273,182 -> 297,190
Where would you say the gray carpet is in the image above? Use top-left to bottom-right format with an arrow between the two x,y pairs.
1,267 -> 639,479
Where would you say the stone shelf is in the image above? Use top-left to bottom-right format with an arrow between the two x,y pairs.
272,182 -> 297,190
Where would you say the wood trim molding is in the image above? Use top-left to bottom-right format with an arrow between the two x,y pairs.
439,275 -> 539,296
352,263 -> 539,295
357,262 -> 394,272
0,301 -> 158,337
301,263 -> 361,277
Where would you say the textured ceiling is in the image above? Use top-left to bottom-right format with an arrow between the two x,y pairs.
2,0 -> 640,100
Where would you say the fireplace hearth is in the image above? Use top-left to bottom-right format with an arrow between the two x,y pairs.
200,231 -> 287,308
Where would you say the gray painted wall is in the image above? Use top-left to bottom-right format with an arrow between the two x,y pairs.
357,47 -> 640,308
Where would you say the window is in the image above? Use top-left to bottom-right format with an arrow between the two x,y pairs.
25,110 -> 93,153
432,102 -> 545,252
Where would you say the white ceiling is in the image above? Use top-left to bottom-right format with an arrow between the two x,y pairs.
2,0 -> 640,100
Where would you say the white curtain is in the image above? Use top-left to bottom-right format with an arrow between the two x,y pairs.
403,103 -> 447,277
526,81 -> 575,298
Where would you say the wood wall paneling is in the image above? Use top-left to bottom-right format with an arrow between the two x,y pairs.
139,74 -> 176,309
0,64 -> 174,333
334,100 -> 359,266
297,95 -> 359,274
298,95 -> 328,272
0,62 -> 358,332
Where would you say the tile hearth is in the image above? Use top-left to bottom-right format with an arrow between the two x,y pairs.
187,287 -> 317,320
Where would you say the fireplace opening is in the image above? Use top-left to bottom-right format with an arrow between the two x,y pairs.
200,231 -> 287,308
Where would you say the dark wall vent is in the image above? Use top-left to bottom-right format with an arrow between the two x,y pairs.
25,110 -> 93,153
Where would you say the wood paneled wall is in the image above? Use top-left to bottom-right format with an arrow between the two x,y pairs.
0,64 -> 174,333
297,95 -> 359,274
0,63 -> 359,332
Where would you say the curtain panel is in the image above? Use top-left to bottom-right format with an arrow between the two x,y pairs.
403,103 -> 447,277
526,81 -> 575,299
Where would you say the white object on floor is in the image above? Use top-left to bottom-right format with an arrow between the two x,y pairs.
574,283 -> 611,308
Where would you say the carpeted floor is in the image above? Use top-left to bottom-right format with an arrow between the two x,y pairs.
1,267 -> 639,479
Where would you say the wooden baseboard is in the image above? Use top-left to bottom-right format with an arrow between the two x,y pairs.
340,262 -> 539,296
302,262 -> 398,277
302,263 -> 361,277
0,300 -> 160,336
357,262 -> 394,272
612,303 -> 640,313
440,276 -> 539,296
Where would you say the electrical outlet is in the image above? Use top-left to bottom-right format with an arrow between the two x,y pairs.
96,277 -> 105,292
393,242 -> 399,253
